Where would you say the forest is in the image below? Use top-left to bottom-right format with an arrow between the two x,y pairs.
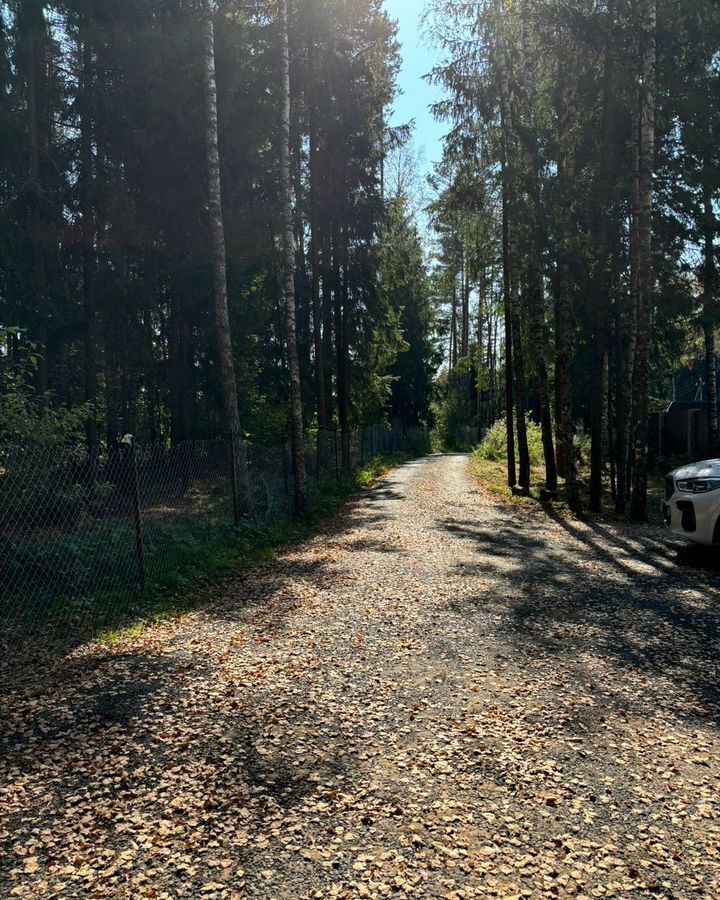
1,0 -> 719,522
429,0 -> 720,520
3,6 -> 720,897
0,0 -> 439,515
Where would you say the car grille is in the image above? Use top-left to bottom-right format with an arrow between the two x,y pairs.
665,476 -> 675,500
676,500 -> 697,533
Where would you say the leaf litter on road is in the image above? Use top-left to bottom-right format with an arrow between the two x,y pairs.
1,455 -> 719,898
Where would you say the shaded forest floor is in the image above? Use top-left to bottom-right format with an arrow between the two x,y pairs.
1,454 -> 719,899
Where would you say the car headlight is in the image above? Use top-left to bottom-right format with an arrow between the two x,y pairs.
676,478 -> 720,494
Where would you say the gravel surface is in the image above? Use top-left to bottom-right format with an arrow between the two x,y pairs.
1,453 -> 719,899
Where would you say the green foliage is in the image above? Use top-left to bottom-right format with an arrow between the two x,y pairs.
95,452 -> 411,644
432,392 -> 473,452
0,0 -> 423,454
379,198 -> 442,427
402,428 -> 432,457
0,438 -> 418,642
427,0 -> 720,518
0,328 -> 91,448
476,417 -> 545,467
475,417 -> 595,471
573,424 -> 592,469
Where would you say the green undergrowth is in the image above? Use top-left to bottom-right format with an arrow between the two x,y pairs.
97,451 -> 411,645
469,451 -> 665,526
469,456 -> 549,508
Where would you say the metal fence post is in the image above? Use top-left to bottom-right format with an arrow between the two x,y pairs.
125,436 -> 146,591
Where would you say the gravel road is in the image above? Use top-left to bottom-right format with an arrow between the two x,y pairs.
1,453 -> 719,899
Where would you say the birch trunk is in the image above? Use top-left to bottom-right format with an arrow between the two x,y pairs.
461,252 -> 470,359
201,0 -> 248,511
309,42 -> 326,434
341,237 -> 352,469
450,275 -> 458,372
490,301 -> 499,425
477,270 -> 485,421
321,228 -> 334,423
333,228 -> 350,469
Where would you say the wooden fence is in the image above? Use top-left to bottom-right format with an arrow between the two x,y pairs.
651,407 -> 712,459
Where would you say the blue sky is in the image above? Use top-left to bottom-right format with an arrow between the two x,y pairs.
384,0 -> 446,181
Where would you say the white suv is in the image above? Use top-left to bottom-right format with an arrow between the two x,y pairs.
663,459 -> 720,547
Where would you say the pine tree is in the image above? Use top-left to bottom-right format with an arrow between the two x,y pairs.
278,0 -> 307,515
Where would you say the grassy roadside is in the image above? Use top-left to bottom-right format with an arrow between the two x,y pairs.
97,451 -> 411,645
468,452 -> 667,527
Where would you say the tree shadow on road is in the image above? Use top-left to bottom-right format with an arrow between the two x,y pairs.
0,466 -> 411,699
438,508 -> 720,726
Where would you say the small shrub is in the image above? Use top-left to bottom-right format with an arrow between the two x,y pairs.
432,393 -> 476,451
476,417 -> 545,466
403,429 -> 431,457
574,423 -> 592,468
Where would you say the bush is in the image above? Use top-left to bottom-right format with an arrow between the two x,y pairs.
574,424 -> 592,468
403,428 -> 431,456
476,416 -> 545,466
476,417 -> 593,470
432,393 -> 476,451
0,327 -> 91,449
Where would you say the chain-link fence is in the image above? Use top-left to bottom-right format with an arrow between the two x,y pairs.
0,423 -> 429,644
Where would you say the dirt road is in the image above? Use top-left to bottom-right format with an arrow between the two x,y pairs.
2,454 -> 719,898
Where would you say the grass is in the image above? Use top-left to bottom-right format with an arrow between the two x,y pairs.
469,451 -> 667,527
469,456 -> 547,508
96,451 -> 411,645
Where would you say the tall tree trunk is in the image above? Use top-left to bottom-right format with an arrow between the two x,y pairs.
450,275 -> 458,372
477,269 -> 485,421
201,0 -> 247,508
616,82 -> 642,514
80,11 -> 98,449
702,167 -> 719,455
23,1 -> 48,396
521,0 -> 557,492
630,0 -> 656,522
590,3 -> 618,512
341,230 -> 352,469
144,306 -> 159,443
278,0 -> 307,514
321,227 -> 334,423
104,251 -> 121,454
333,228 -> 350,468
309,43 -> 326,434
496,6 -> 530,490
490,297 -> 498,426
555,59 -> 581,512
461,251 -> 470,358
499,91 -> 516,484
